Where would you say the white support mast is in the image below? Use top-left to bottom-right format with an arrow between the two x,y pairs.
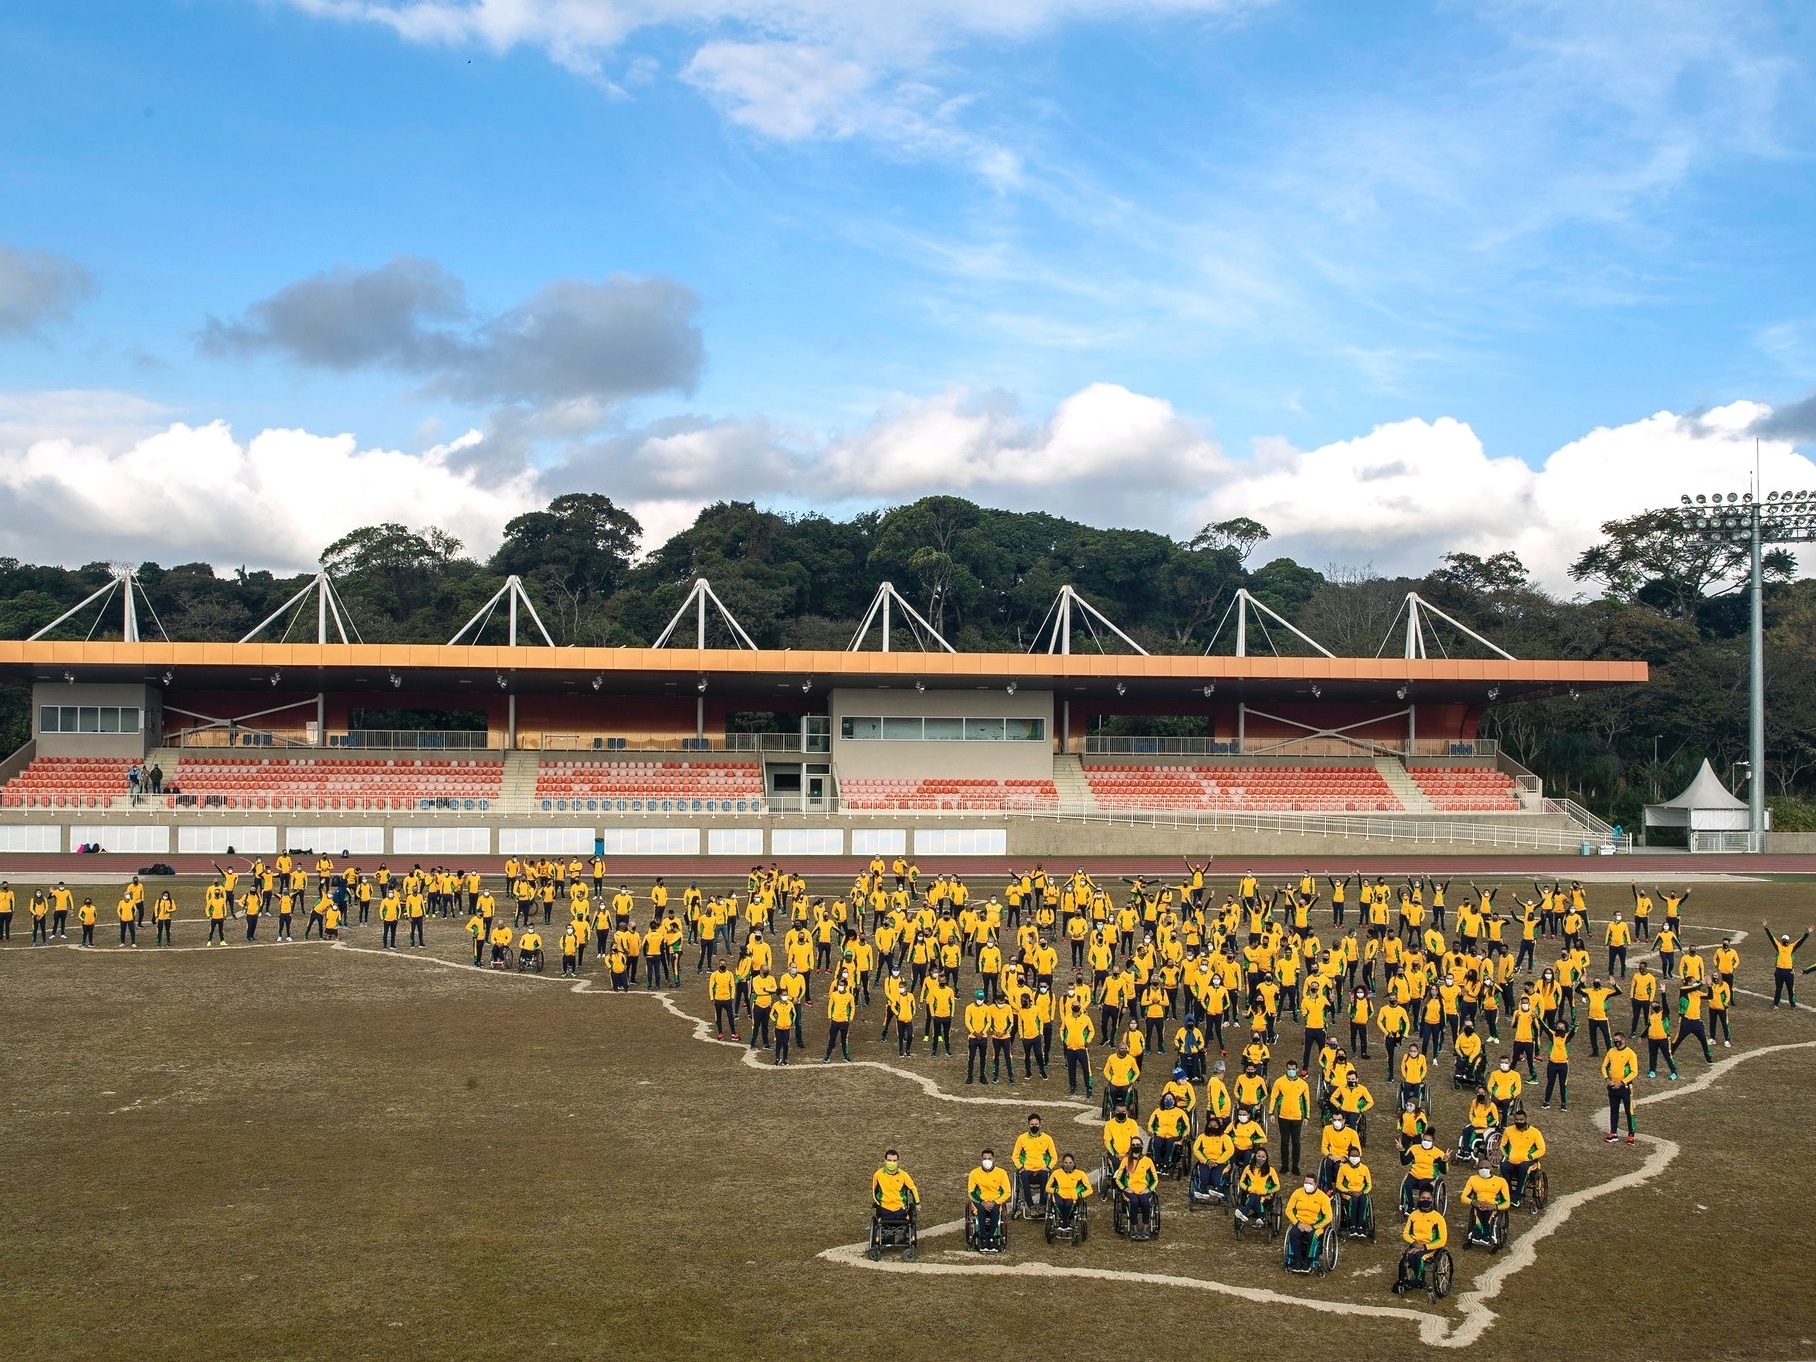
29,569 -> 168,643
651,578 -> 758,650
449,575 -> 556,647
848,581 -> 955,653
240,570 -> 362,644
1204,587 -> 1334,658
1376,592 -> 1515,661
1030,585 -> 1149,655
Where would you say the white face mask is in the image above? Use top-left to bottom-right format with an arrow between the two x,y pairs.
1304,1181 -> 1316,1193
981,1158 -> 994,1170
1421,1139 -> 1433,1150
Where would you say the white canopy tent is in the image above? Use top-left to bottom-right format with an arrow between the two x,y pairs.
1644,760 -> 1763,850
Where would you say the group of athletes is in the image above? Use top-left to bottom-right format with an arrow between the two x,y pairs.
10,851 -> 1808,1291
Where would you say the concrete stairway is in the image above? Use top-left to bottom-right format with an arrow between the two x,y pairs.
1373,756 -> 1436,813
498,749 -> 540,814
1051,752 -> 1098,810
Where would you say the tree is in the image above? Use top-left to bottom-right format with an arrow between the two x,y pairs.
1569,511 -> 1749,620
1191,516 -> 1271,563
490,494 -> 642,644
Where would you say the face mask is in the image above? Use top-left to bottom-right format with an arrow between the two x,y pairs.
1347,1154 -> 1361,1166
884,1161 -> 898,1172
1304,1181 -> 1316,1193
1421,1139 -> 1433,1149
981,1158 -> 993,1170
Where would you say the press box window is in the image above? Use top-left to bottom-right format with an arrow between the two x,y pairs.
41,705 -> 140,734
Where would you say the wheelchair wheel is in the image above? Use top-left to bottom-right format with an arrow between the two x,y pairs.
1265,1199 -> 1283,1240
1113,1192 -> 1130,1238
1428,1247 -> 1454,1301
1045,1203 -> 1057,1244
1528,1167 -> 1549,1212
1361,1194 -> 1375,1243
1489,1209 -> 1510,1252
1151,1197 -> 1163,1239
1435,1178 -> 1449,1214
1317,1226 -> 1341,1276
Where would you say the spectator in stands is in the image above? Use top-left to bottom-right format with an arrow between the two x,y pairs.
127,764 -> 142,804
148,763 -> 164,795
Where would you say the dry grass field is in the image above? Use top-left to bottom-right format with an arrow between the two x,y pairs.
4,870 -> 1814,1362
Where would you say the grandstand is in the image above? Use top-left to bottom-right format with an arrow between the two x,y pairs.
0,608 -> 1645,856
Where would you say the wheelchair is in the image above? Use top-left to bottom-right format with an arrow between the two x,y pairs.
1393,1246 -> 1454,1302
1101,1084 -> 1140,1120
1009,1169 -> 1048,1220
1455,1125 -> 1500,1166
1399,1174 -> 1448,1216
964,1201 -> 1009,1254
1233,1190 -> 1282,1241
1337,1190 -> 1375,1242
1044,1194 -> 1089,1245
1186,1154 -> 1232,1210
1111,1186 -> 1161,1241
868,1204 -> 919,1261
516,947 -> 545,974
1452,1053 -> 1486,1090
1509,1162 -> 1549,1213
1151,1138 -> 1190,1181
1283,1222 -> 1341,1276
1462,1205 -> 1510,1253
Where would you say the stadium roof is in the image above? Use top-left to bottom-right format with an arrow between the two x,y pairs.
0,641 -> 1645,703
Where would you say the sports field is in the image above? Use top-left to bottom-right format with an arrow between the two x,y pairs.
4,870 -> 1814,1362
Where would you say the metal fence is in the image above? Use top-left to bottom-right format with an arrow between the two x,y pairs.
1082,736 -> 1500,759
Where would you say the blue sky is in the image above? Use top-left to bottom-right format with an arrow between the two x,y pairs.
3,0 -> 1816,580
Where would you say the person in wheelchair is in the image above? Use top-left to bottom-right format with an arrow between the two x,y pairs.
1394,1191 -> 1448,1293
1487,1056 -> 1524,1126
1334,1150 -> 1373,1233
1147,1094 -> 1191,1176
1317,1111 -> 1362,1191
1012,1113 -> 1057,1216
1461,1160 -> 1513,1249
1283,1173 -> 1335,1271
516,927 -> 544,972
1453,1021 -> 1486,1087
1102,1041 -> 1141,1116
966,1148 -> 1012,1252
1045,1153 -> 1092,1233
1234,1148 -> 1279,1226
870,1149 -> 920,1253
1102,1103 -> 1142,1182
1159,1066 -> 1197,1124
1189,1118 -> 1236,1202
1115,1137 -> 1160,1240
1329,1070 -> 1375,1143
1229,1105 -> 1269,1174
1400,1132 -> 1447,1211
1500,1109 -> 1546,1207
1457,1087 -> 1501,1162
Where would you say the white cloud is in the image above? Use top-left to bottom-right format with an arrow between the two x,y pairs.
286,0 -> 1247,165
7,383 -> 1813,593
0,396 -> 538,570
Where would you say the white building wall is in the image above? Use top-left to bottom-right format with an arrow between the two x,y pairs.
828,687 -> 1055,781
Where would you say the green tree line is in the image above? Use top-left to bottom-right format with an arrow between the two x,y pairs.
5,492 -> 1812,832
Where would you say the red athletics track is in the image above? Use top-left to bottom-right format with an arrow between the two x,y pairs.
8,853 -> 1815,878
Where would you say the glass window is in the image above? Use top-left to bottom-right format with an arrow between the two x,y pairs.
840,716 -> 881,741
59,706 -> 77,732
39,706 -> 55,733
882,717 -> 922,740
120,708 -> 140,733
1005,717 -> 1045,742
923,716 -> 964,741
77,706 -> 99,733
965,717 -> 1004,741
99,708 -> 120,733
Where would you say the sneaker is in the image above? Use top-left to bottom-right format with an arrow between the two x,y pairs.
1723,1040 -> 1730,1048
1625,1135 -> 1636,1145
1647,1070 -> 1655,1078
1604,1133 -> 1619,1143
1540,1102 -> 1550,1110
1668,1071 -> 1678,1081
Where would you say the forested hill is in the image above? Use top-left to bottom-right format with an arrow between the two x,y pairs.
3,492 -> 1814,831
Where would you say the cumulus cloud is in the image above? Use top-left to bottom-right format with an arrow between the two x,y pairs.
6,381 -> 1813,589
0,394 -> 538,570
200,258 -> 703,406
0,244 -> 94,336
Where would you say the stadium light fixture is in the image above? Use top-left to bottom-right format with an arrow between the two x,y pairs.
1201,683 -> 1215,697
1310,684 -> 1322,698
914,679 -> 926,694
496,673 -> 509,689
63,670 -> 74,683
1660,480 -> 1816,847
1006,681 -> 1017,696
591,675 -> 603,691
269,671 -> 281,686
1395,685 -> 1408,701
1569,687 -> 1580,702
696,676 -> 708,694
1115,681 -> 1126,697
1486,686 -> 1500,701
161,670 -> 173,686
800,678 -> 813,694
389,672 -> 402,689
